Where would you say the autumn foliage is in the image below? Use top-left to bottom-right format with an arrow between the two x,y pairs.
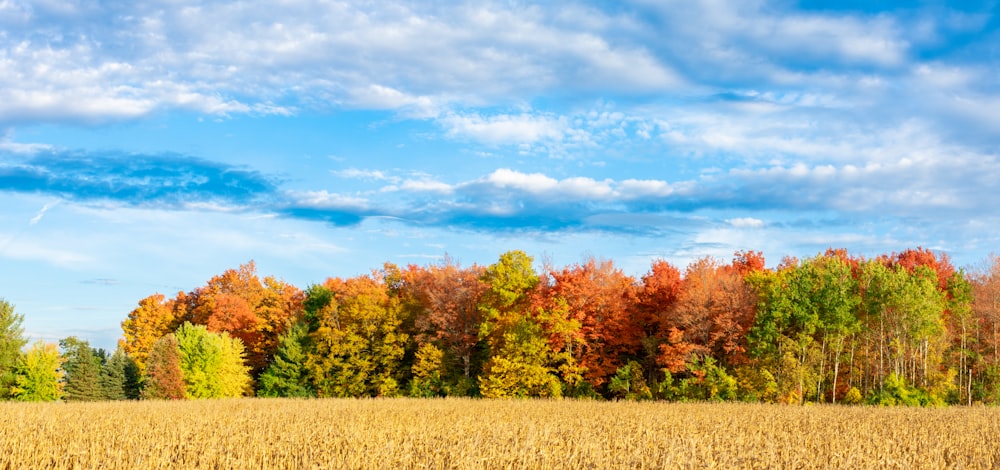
46,247 -> 992,403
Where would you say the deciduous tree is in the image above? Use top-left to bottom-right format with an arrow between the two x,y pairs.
141,334 -> 185,400
120,293 -> 178,375
175,322 -> 251,399
402,258 -> 487,385
306,275 -> 407,397
0,299 -> 27,399
543,257 -> 638,390
11,340 -> 63,402
477,251 -> 562,397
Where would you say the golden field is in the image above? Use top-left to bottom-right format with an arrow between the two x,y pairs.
1,398 -> 998,469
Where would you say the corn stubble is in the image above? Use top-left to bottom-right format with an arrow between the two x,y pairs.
1,399 -> 997,469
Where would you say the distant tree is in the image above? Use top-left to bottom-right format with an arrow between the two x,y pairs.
635,260 -> 683,376
11,340 -> 63,402
477,251 -> 561,398
175,322 -> 251,399
0,299 -> 27,399
409,343 -> 445,398
401,258 -> 487,388
543,257 -> 639,391
121,294 -> 179,375
305,274 -> 407,398
141,334 -> 185,400
478,317 -> 562,398
257,322 -> 314,398
60,337 -> 104,402
608,360 -> 652,400
182,262 -> 304,377
101,347 -> 139,400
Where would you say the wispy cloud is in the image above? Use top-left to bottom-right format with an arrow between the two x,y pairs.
29,202 -> 57,226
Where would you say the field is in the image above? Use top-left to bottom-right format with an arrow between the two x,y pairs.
1,398 -> 998,469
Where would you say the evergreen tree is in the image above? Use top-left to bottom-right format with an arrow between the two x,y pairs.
60,337 -> 104,401
258,322 -> 314,397
123,354 -> 142,399
100,348 -> 133,400
0,299 -> 27,399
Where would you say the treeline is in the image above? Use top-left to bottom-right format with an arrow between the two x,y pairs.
4,248 -> 1000,405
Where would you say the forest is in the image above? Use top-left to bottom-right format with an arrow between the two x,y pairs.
3,246 -> 1000,406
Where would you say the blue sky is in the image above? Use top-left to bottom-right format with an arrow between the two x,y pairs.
1,0 -> 999,351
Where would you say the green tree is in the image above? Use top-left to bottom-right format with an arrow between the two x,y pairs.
257,322 -> 314,398
175,322 -> 251,399
141,334 -> 186,400
746,255 -> 857,403
60,337 -> 104,401
101,348 -> 138,400
11,340 -> 63,402
609,360 -> 652,400
0,299 -> 27,399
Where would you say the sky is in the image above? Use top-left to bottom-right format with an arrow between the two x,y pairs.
1,0 -> 999,351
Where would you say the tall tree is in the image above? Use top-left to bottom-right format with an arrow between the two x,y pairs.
306,274 -> 407,397
635,260 -> 684,377
120,293 -> 179,375
100,347 -> 138,400
257,322 -> 314,398
666,257 -> 758,370
0,299 -> 27,400
11,341 -> 63,402
141,334 -> 186,400
181,262 -> 304,377
60,337 -> 104,402
477,251 -> 561,398
543,257 -> 638,391
402,258 -> 487,388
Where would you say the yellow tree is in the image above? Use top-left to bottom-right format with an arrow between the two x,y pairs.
120,293 -> 178,374
478,250 -> 562,398
11,341 -> 64,402
306,274 -> 407,397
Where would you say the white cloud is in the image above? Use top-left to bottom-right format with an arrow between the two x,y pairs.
475,169 -> 616,200
290,190 -> 369,210
439,112 -> 568,145
0,238 -> 93,267
29,202 -> 57,226
333,169 -> 395,182
727,217 -> 765,229
398,179 -> 454,194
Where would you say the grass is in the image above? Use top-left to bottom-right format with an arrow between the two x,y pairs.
1,398 -> 998,469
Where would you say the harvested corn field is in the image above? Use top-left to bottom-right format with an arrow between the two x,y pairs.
2,398 -> 998,469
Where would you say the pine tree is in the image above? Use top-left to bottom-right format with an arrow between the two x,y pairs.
60,337 -> 104,402
258,322 -> 314,397
100,348 -> 132,400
